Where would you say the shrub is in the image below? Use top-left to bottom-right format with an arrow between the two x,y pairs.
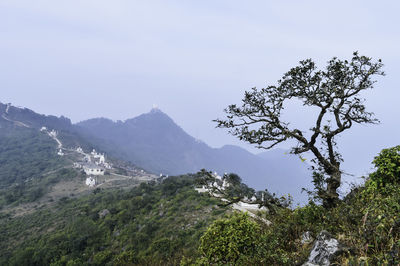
370,145 -> 400,186
198,212 -> 263,264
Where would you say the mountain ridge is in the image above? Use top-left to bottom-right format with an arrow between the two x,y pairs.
0,101 -> 312,203
76,107 -> 312,203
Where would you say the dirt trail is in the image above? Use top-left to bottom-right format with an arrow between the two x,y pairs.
47,132 -> 62,149
1,114 -> 31,128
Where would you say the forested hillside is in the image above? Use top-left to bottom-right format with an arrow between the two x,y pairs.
0,176 -> 228,265
0,103 -> 150,210
0,124 -> 73,207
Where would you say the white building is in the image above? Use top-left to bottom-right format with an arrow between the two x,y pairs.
85,176 -> 96,187
83,163 -> 105,176
57,149 -> 64,156
99,154 -> 105,164
103,162 -> 112,169
85,154 -> 91,162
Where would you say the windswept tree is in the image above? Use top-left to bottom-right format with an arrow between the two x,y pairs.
195,170 -> 290,212
215,52 -> 384,208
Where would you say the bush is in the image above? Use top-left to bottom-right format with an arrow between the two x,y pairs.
198,212 -> 263,265
370,145 -> 400,186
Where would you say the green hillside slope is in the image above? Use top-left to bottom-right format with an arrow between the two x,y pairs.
0,175 -> 228,265
0,125 -> 73,207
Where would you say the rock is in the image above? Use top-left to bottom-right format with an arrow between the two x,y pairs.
303,230 -> 345,266
98,209 -> 110,218
301,231 -> 313,244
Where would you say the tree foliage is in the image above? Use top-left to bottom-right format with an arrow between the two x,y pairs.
198,212 -> 263,265
370,145 -> 400,187
195,169 -> 290,212
215,52 -> 384,208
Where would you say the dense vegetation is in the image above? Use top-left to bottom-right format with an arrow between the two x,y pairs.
0,126 -> 72,207
1,137 -> 399,264
0,127 -> 62,186
0,176 -> 228,265
190,146 -> 400,265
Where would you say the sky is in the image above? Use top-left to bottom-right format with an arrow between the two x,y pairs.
1,0 -> 400,185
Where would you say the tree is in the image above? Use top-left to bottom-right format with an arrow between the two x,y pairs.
195,170 -> 290,212
215,52 -> 384,208
370,145 -> 400,187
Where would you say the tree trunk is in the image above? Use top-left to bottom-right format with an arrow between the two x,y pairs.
323,170 -> 341,208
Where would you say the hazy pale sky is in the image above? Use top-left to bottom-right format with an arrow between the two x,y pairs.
1,0 -> 400,184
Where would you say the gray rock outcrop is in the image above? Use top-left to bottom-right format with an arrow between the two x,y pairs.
98,209 -> 110,218
303,230 -> 345,266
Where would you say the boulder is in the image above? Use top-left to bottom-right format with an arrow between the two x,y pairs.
303,230 -> 345,266
301,231 -> 313,244
98,209 -> 110,218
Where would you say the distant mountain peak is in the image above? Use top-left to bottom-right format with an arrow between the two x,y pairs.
150,107 -> 162,114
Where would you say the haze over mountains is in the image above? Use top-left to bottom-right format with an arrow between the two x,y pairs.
1,102 -> 312,203
76,107 -> 313,202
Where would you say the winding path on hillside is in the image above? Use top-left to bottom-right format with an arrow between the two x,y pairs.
47,131 -> 62,149
1,114 -> 31,128
1,104 -> 31,128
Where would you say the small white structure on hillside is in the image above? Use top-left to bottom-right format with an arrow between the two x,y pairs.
195,186 -> 208,193
57,149 -> 64,156
86,176 -> 96,187
40,126 -> 47,132
85,154 -> 91,162
83,163 -> 105,176
91,149 -> 102,158
103,162 -> 112,169
99,154 -> 105,164
95,154 -> 105,165
49,130 -> 57,138
76,147 -> 83,153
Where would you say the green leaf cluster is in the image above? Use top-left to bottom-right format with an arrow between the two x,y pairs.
370,145 -> 400,186
197,212 -> 263,265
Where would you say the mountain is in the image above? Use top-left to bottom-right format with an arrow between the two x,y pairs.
0,101 -> 312,203
76,109 -> 212,175
77,108 -> 313,203
0,102 -> 72,130
0,102 -> 152,208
